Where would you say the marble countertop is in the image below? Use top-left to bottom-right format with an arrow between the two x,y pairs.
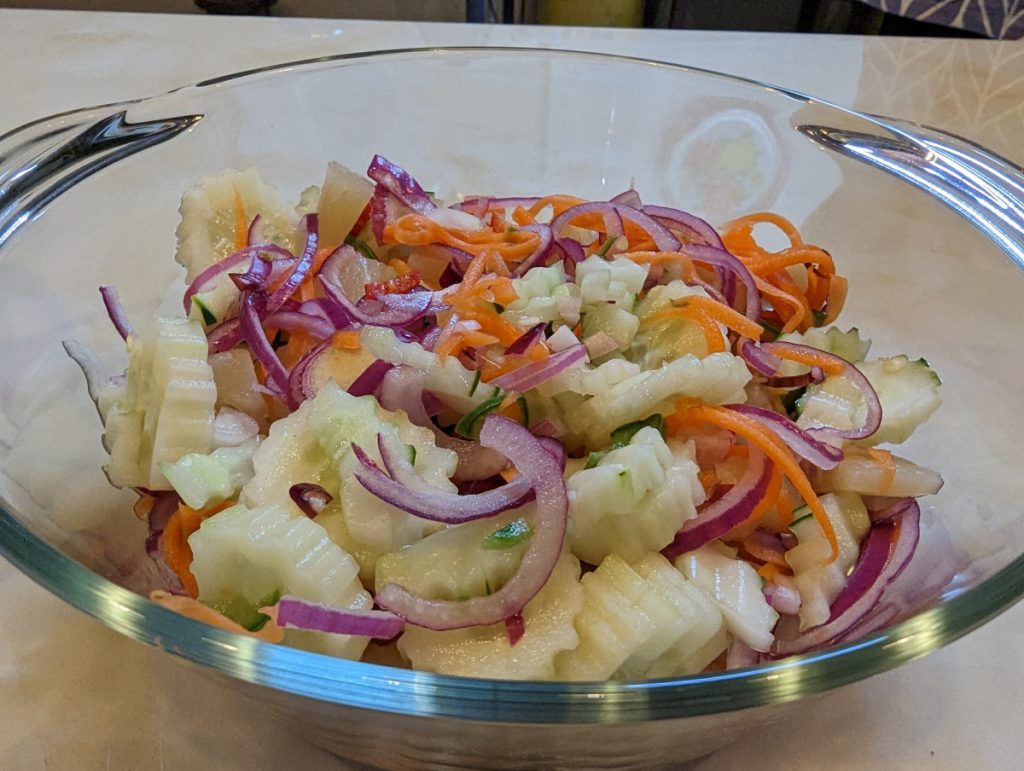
1,8 -> 1021,769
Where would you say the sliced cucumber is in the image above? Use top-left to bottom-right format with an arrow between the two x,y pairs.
189,502 -> 371,659
674,544 -> 779,652
797,355 -> 940,446
397,552 -> 583,680
104,317 -> 217,490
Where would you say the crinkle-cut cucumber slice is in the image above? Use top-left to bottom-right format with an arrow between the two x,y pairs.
104,317 -> 216,490
675,544 -> 780,652
397,552 -> 583,680
175,167 -> 301,282
189,502 -> 371,660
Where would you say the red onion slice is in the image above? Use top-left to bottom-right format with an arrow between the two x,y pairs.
504,323 -> 548,356
488,344 -> 587,394
239,292 -> 288,391
739,339 -> 783,377
289,483 -> 333,518
352,441 -> 533,524
375,415 -> 568,630
678,243 -> 761,321
642,204 -> 724,249
320,246 -> 434,328
764,581 -> 801,616
262,310 -> 335,340
725,638 -> 761,669
275,595 -> 405,639
772,499 -> 920,656
343,359 -> 391,398
266,213 -> 317,312
505,611 -> 526,646
367,155 -> 435,215
725,404 -> 843,470
551,201 -> 681,252
453,196 -> 541,214
511,223 -> 554,276
183,243 -> 294,312
99,285 -> 134,341
284,340 -> 330,408
761,341 -> 882,441
662,448 -> 773,559
609,189 -> 642,208
376,365 -> 509,482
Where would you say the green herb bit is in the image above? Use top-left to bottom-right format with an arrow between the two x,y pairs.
493,302 -> 506,314
584,450 -> 609,469
454,393 -> 505,438
596,236 -> 616,257
468,369 -> 482,397
344,235 -> 379,262
405,444 -> 417,466
483,518 -> 533,549
812,310 -> 828,327
609,414 -> 667,447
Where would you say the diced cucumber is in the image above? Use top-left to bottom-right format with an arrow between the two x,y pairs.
160,437 -> 260,509
581,303 -> 639,353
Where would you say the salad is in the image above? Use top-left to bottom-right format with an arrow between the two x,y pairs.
65,155 -> 943,680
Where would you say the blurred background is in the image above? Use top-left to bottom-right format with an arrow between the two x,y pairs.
1,0 -> 1012,38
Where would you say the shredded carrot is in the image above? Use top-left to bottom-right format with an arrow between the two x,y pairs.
754,276 -> 808,333
621,251 -> 700,283
150,590 -> 285,643
723,212 -> 804,249
330,330 -> 362,351
768,344 -> 846,376
232,186 -> 247,251
133,494 -> 155,521
866,447 -> 898,493
648,295 -> 764,341
511,206 -> 536,227
526,194 -> 587,218
774,487 -> 796,531
385,214 -> 542,263
746,246 -> 835,277
670,403 -> 839,562
296,245 -> 336,302
275,332 -> 315,369
163,501 -> 234,598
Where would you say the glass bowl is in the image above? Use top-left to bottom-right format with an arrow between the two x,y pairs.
1,48 -> 1022,770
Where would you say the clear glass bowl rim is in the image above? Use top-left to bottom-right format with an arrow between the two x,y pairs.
1,45 -> 1021,724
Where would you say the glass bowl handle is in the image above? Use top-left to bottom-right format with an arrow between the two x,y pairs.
797,116 -> 1024,269
0,105 -> 202,248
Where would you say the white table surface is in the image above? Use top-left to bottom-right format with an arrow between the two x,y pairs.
1,9 -> 1021,770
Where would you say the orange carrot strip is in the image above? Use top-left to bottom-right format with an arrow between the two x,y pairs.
648,295 -> 764,341
674,403 -> 839,562
866,447 -> 898,493
232,186 -> 247,251
150,591 -> 285,643
748,246 -> 836,277
526,194 -> 587,218
163,501 -> 234,598
621,251 -> 700,283
330,330 -> 362,351
723,212 -> 804,248
768,344 -> 846,376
